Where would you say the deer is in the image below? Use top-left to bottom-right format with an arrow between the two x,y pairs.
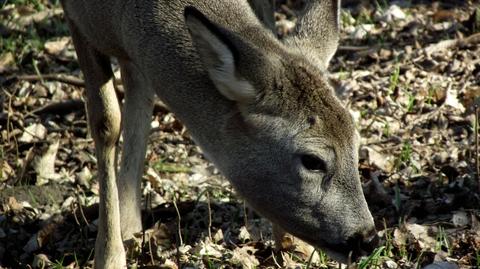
60,0 -> 378,267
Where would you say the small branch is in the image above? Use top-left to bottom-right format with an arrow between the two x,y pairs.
207,190 -> 212,240
476,105 -> 479,192
173,194 -> 183,246
148,225 -> 155,266
15,74 -> 85,87
338,45 -> 373,52
424,32 -> 480,55
71,202 -> 81,226
76,194 -> 89,225
30,99 -> 85,116
142,192 -> 151,261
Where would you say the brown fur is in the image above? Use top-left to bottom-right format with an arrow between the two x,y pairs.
60,0 -> 377,268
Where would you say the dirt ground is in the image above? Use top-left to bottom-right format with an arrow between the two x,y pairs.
1,0 -> 480,268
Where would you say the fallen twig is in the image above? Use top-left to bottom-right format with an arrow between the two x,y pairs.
207,190 -> 212,240
14,74 -> 85,87
173,194 -> 183,246
338,45 -> 373,52
424,32 -> 480,55
30,99 -> 84,116
15,73 -> 170,116
476,105 -> 479,193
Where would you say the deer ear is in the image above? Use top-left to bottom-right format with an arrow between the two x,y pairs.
184,6 -> 256,103
285,0 -> 340,71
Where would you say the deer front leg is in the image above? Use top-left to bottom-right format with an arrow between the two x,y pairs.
118,60 -> 154,241
66,21 -> 126,269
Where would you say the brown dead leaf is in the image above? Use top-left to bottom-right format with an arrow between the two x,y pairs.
17,9 -> 63,27
32,254 -> 52,269
393,228 -> 408,247
75,166 -> 92,187
23,215 -> 63,253
231,246 -> 260,269
406,223 -> 437,252
0,52 -> 17,73
151,222 -> 172,246
363,146 -> 395,173
44,37 -> 70,56
161,259 -> 179,269
213,229 -> 224,243
461,85 -> 480,109
281,251 -> 302,269
291,240 -> 318,263
19,123 -> 47,143
1,161 -> 14,182
5,196 -> 23,212
34,139 -> 60,185
444,85 -> 465,112
433,10 -> 458,22
238,226 -> 251,242
197,238 -> 224,258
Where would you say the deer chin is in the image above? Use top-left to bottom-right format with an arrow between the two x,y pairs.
314,240 -> 371,264
297,237 -> 358,264
319,245 -> 351,264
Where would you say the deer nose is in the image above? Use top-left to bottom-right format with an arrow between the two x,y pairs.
359,228 -> 379,253
348,228 -> 379,260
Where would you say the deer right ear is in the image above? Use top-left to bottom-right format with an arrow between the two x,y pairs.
184,6 -> 257,103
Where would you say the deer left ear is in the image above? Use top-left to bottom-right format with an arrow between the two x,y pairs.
184,6 -> 257,103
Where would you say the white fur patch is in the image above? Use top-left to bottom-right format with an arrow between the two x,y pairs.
186,13 -> 256,102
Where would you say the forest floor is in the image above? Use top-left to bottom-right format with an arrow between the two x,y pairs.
1,0 -> 480,268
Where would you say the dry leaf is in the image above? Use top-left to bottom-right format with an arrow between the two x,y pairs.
24,216 -> 63,253
19,123 -> 47,143
230,246 -> 260,269
149,222 -> 173,250
17,9 -> 63,27
238,226 -> 251,242
444,85 -> 465,112
34,139 -> 60,185
281,251 -> 301,269
162,259 -> 179,269
363,146 -> 395,173
44,37 -> 69,56
376,5 -> 406,23
0,52 -> 16,73
385,260 -> 399,269
406,223 -> 437,252
213,229 -> 224,243
1,161 -> 14,182
32,254 -> 52,268
393,228 -> 407,247
197,238 -> 223,258
6,196 -> 23,212
75,166 -> 92,187
291,239 -> 318,262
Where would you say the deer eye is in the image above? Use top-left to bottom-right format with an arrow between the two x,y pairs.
300,154 -> 327,173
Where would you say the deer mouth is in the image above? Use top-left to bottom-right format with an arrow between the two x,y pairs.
300,237 -> 372,264
313,241 -> 353,263
315,240 -> 376,264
